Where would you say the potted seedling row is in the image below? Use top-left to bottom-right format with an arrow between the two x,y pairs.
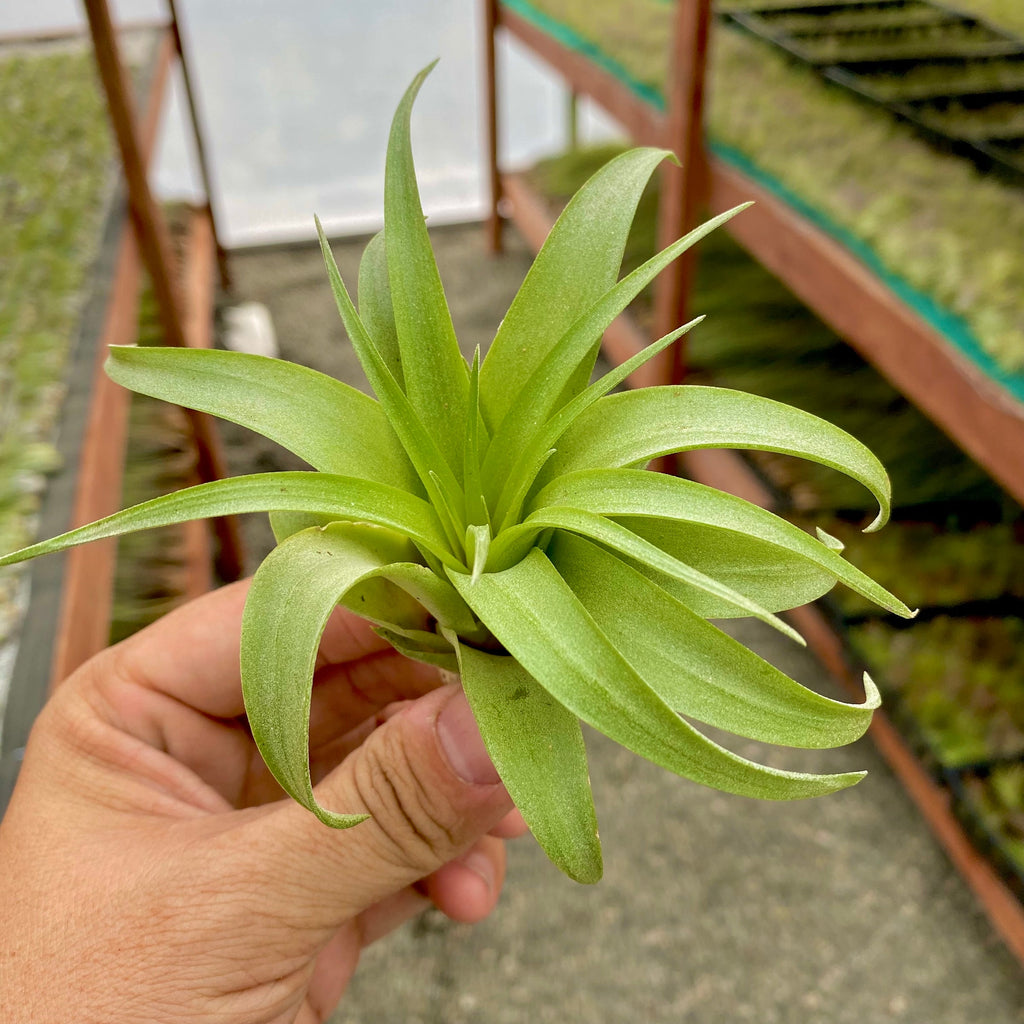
726,2 -> 1024,178
770,22 -> 1022,66
757,5 -> 962,37
0,66 -> 916,881
804,517 -> 1024,620
849,615 -> 1024,773
108,279 -> 203,646
838,57 -> 1024,103
951,762 -> 1024,897
906,92 -> 1024,137
507,5 -> 1024,377
718,0 -> 902,13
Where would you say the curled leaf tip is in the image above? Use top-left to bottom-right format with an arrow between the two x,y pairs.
315,808 -> 370,829
863,506 -> 890,533
815,526 -> 845,552
861,671 -> 882,710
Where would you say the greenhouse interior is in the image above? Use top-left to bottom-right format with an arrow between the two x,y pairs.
3,1 -> 1024,1020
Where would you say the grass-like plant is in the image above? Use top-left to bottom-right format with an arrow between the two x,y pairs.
0,67 -> 913,882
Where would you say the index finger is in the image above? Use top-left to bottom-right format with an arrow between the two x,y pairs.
107,578 -> 395,720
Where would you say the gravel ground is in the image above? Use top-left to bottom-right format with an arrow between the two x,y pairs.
225,222 -> 1024,1023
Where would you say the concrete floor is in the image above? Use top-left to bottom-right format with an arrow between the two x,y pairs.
225,223 -> 1024,1023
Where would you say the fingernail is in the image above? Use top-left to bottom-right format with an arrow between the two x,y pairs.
437,689 -> 501,786
460,849 -> 495,893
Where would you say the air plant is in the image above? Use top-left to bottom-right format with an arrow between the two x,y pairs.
0,66 -> 914,882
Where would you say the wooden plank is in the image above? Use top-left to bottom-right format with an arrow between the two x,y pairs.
178,207 -> 245,581
183,207 -> 216,351
497,5 -> 667,146
50,231 -> 139,685
653,0 -> 712,381
709,158 -> 1024,507
868,711 -> 1024,966
84,4 -> 189,354
482,0 -> 503,252
85,2 -> 245,582
179,206 -> 218,598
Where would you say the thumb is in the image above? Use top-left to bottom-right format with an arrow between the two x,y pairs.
251,684 -> 514,928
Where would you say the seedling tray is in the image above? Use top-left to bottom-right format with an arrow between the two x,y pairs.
835,57 -> 1024,102
848,615 -> 1024,773
757,5 -> 959,36
949,765 -> 1024,899
797,515 -> 1024,620
721,1 -> 1024,178
731,12 -> 1023,65
909,94 -> 1024,140
717,0 -> 911,13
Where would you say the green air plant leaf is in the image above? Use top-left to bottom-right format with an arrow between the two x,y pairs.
0,64 -> 914,883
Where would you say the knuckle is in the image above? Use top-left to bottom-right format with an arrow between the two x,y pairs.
350,725 -> 460,874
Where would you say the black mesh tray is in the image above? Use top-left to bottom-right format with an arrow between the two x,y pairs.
717,0 -> 1024,179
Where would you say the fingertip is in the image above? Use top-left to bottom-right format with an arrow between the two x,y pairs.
424,837 -> 506,924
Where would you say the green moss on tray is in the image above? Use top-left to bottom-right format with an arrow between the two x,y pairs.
915,100 -> 1024,141
850,58 -> 1024,102
850,616 -> 1024,768
509,0 -> 1024,377
960,765 -> 1024,886
109,279 -> 198,645
795,517 -> 1024,615
753,6 -> 963,35
719,0 -> 907,10
786,24 -> 1018,65
708,25 -> 1024,376
0,40 -> 114,654
950,0 -> 1024,40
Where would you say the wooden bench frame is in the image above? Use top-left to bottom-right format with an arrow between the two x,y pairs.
481,0 -> 1024,965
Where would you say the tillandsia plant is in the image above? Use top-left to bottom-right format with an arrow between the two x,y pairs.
0,65 -> 914,882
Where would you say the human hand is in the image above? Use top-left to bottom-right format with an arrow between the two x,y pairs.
0,580 -> 521,1023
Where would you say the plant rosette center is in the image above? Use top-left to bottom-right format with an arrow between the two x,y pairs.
0,64 -> 913,883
